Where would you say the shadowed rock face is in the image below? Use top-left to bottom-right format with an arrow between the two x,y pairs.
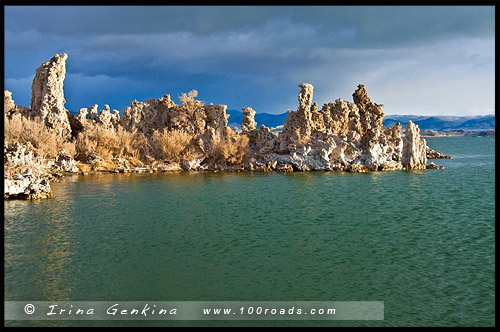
30,53 -> 72,138
245,125 -> 280,155
66,111 -> 84,139
402,120 -> 427,170
352,84 -> 385,148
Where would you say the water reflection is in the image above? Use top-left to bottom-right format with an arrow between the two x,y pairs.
5,190 -> 77,301
31,215 -> 76,301
404,169 -> 426,189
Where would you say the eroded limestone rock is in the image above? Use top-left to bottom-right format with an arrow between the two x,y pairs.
76,104 -> 121,132
4,90 -> 15,114
241,107 -> 257,132
402,120 -> 427,170
55,149 -> 79,173
279,83 -> 315,151
120,94 -> 228,146
99,105 -> 112,128
4,176 -> 52,200
352,84 -> 385,148
4,142 -> 52,200
88,104 -> 99,122
246,125 -> 280,155
426,146 -> 452,159
30,53 -> 72,138
5,49 -> 449,188
75,107 -> 88,123
4,90 -> 31,118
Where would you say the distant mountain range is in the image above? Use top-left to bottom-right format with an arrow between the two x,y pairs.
384,114 -> 495,131
226,110 -> 494,132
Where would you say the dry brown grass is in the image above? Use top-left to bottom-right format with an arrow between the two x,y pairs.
4,113 -> 75,160
149,128 -> 195,163
4,108 -> 249,169
75,125 -> 114,161
74,129 -> 97,161
223,128 -> 250,165
75,124 -> 150,162
205,128 -> 249,166
115,127 -> 149,159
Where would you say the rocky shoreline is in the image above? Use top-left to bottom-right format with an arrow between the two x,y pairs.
5,54 -> 451,200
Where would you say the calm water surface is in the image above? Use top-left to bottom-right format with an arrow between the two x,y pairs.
4,137 -> 495,326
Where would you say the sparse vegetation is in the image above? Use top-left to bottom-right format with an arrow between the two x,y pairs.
179,90 -> 204,111
5,90 -> 251,173
115,127 -> 149,160
149,128 -> 195,163
223,128 -> 250,165
75,125 -> 150,162
4,113 -> 75,160
75,125 -> 116,161
205,128 -> 249,166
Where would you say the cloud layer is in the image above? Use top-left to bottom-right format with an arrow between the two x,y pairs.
4,6 -> 495,116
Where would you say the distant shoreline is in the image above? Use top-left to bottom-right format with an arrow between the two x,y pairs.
419,130 -> 495,138
394,129 -> 495,138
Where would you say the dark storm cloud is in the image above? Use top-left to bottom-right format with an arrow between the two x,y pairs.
4,5 -> 495,115
5,6 -> 493,43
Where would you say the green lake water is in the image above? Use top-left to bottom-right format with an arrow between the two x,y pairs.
4,137 -> 495,326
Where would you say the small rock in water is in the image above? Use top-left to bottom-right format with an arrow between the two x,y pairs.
426,162 -> 438,169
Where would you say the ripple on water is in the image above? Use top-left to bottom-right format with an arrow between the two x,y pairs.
4,137 -> 495,326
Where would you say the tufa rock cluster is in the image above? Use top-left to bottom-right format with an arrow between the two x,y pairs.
5,53 -> 450,199
243,83 -> 417,172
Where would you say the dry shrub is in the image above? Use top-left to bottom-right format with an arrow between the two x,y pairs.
205,137 -> 226,165
115,126 -> 149,159
75,125 -> 118,161
206,128 -> 249,166
149,128 -> 195,163
75,124 -> 150,162
74,128 -> 97,161
4,114 -> 23,145
4,114 -> 75,160
223,128 -> 250,165
179,90 -> 205,112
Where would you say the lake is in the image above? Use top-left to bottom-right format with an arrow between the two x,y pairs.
4,137 -> 495,326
